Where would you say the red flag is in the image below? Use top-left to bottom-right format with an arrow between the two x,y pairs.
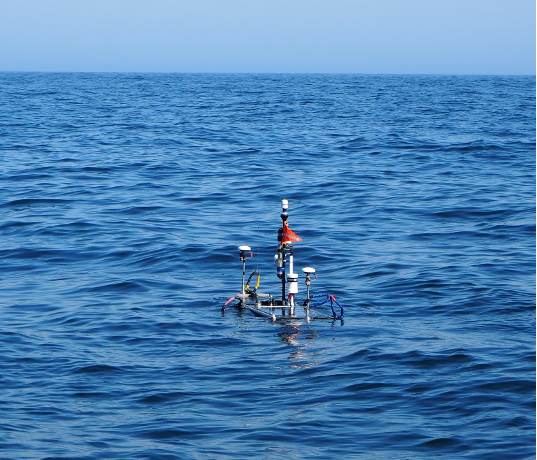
282,220 -> 301,244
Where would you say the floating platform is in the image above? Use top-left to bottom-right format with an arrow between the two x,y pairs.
233,293 -> 341,322
222,199 -> 344,323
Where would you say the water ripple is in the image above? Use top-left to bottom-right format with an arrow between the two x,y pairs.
0,73 -> 534,460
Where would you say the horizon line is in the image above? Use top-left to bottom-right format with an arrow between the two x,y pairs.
0,70 -> 535,77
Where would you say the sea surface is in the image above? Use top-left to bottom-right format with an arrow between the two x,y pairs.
0,73 -> 535,459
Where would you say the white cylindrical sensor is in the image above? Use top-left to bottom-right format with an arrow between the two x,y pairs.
287,274 -> 298,294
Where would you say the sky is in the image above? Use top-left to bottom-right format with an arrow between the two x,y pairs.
0,0 -> 535,74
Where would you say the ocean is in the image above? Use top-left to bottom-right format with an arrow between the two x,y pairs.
0,73 -> 535,459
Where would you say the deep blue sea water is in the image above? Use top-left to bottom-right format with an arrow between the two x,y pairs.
0,73 -> 535,459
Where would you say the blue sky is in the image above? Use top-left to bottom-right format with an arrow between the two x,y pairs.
1,0 -> 535,74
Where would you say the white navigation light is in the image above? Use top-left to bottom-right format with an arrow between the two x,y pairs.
281,199 -> 288,210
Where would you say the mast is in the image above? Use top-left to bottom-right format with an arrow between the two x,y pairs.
275,200 -> 287,303
275,199 -> 300,306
